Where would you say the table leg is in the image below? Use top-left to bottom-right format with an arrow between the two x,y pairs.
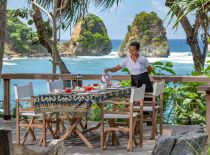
55,112 -> 60,137
75,129 -> 94,149
82,122 -> 101,134
59,119 -> 79,141
40,113 -> 46,147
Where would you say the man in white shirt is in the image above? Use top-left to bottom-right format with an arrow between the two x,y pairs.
104,42 -> 153,92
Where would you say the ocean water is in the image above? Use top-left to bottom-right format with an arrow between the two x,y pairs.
0,39 -> 202,106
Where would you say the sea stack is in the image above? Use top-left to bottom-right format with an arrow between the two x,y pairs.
60,13 -> 112,56
119,11 -> 170,57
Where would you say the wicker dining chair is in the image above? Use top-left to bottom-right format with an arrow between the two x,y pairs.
99,85 -> 146,151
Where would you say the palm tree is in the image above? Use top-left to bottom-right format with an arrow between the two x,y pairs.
166,0 -> 210,72
0,0 -> 7,77
30,0 -> 121,74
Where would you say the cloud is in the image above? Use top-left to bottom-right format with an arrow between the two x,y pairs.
151,0 -> 169,15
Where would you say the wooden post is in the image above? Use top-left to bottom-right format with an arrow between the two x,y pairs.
205,92 -> 210,143
3,79 -> 11,120
0,130 -> 12,155
197,85 -> 210,143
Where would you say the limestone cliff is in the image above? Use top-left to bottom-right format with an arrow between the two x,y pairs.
119,12 -> 169,57
60,13 -> 112,56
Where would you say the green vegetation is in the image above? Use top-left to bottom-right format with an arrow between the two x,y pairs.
75,13 -> 111,54
5,10 -> 41,54
132,11 -> 165,44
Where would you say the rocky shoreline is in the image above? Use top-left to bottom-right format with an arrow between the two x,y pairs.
4,52 -> 80,59
4,43 -> 210,59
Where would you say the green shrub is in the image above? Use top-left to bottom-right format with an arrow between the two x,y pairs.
75,13 -> 111,53
152,37 -> 161,42
6,10 -> 40,54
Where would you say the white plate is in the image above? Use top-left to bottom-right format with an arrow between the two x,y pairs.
105,87 -> 118,90
87,90 -> 100,93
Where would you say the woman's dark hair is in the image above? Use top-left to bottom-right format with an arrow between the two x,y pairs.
130,42 -> 140,50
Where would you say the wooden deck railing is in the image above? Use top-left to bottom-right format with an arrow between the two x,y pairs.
1,73 -> 210,142
1,73 -> 209,120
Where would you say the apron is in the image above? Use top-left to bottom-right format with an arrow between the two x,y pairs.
131,72 -> 153,92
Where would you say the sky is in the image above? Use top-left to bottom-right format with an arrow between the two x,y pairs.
7,0 -> 195,40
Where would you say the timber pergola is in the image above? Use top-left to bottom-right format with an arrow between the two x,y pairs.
1,73 -> 210,142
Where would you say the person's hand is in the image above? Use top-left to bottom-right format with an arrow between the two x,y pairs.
104,68 -> 110,73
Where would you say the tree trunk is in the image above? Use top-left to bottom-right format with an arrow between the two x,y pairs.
32,1 -> 70,74
0,0 -> 7,77
165,0 -> 208,72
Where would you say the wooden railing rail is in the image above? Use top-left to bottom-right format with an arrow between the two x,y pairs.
1,73 -> 210,82
1,73 -> 209,120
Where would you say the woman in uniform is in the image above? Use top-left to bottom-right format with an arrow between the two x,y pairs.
104,41 -> 153,92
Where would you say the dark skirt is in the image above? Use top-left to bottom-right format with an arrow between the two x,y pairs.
131,72 -> 153,92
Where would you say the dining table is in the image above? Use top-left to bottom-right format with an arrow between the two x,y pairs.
33,87 -> 131,148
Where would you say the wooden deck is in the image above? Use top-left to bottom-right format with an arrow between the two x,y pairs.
0,118 -> 173,155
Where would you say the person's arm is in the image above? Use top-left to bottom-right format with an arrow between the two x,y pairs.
147,65 -> 153,74
104,65 -> 122,73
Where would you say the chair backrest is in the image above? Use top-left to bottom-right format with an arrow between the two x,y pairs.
130,84 -> 146,103
14,82 -> 34,100
153,80 -> 165,96
46,80 -> 63,93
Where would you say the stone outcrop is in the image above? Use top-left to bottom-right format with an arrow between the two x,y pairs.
13,140 -> 65,155
119,12 -> 169,57
60,13 -> 112,56
152,125 -> 207,155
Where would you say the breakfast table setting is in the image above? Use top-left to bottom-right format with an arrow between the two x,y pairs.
33,76 -> 131,148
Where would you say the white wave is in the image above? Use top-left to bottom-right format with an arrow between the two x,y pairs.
169,52 -> 192,57
148,52 -> 193,64
3,56 -> 28,60
63,51 -> 194,63
77,51 -> 119,59
3,62 -> 18,66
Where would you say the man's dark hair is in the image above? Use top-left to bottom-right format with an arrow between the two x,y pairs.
130,42 -> 140,50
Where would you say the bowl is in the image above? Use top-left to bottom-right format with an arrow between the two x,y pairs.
83,86 -> 94,91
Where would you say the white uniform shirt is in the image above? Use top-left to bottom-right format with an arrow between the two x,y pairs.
119,55 -> 150,75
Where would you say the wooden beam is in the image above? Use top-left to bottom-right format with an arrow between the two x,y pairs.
3,79 -> 11,120
1,73 -> 210,83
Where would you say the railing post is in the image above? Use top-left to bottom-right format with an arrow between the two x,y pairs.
3,79 -> 11,120
205,91 -> 210,143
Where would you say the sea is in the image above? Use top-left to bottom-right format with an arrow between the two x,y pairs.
0,39 -> 205,108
